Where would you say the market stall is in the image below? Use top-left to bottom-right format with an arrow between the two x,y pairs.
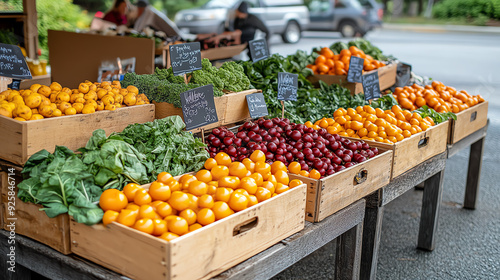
0,34 -> 490,280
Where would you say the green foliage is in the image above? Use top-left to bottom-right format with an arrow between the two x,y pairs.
413,106 -> 457,124
433,0 -> 500,21
330,39 -> 396,61
36,0 -> 91,60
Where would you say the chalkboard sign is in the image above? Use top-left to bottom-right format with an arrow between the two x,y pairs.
395,62 -> 412,87
277,72 -> 298,101
0,43 -> 32,80
362,71 -> 381,101
8,79 -> 21,90
347,56 -> 364,83
246,92 -> 268,119
169,42 -> 202,76
180,84 -> 218,131
249,39 -> 269,62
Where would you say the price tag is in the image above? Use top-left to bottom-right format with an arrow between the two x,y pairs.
277,72 -> 298,101
246,92 -> 268,119
8,79 -> 21,90
362,71 -> 381,101
169,42 -> 202,76
0,43 -> 32,80
394,62 -> 412,87
180,84 -> 218,131
249,39 -> 269,62
347,56 -> 364,83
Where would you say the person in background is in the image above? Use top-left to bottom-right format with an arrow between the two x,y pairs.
132,0 -> 182,38
228,2 -> 270,44
103,0 -> 129,26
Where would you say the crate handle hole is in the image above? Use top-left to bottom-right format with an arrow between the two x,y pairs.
418,137 -> 429,148
354,169 -> 368,185
470,111 -> 477,122
233,217 -> 258,236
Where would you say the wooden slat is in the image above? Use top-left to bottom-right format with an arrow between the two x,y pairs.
290,149 -> 392,222
0,104 -> 155,165
449,101 -> 488,144
71,185 -> 306,280
0,168 -> 71,254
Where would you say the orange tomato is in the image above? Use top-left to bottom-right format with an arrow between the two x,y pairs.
249,172 -> 264,187
228,162 -> 248,179
218,176 -> 241,189
254,162 -> 271,177
148,181 -> 171,202
189,223 -> 203,232
133,218 -> 154,234
197,208 -> 215,226
248,195 -> 259,207
195,169 -> 213,183
102,210 -> 119,226
123,183 -> 141,202
156,202 -> 174,218
211,165 -> 230,180
204,158 -> 218,170
212,201 -> 234,220
159,232 -> 179,242
271,161 -> 287,174
116,209 -> 138,227
289,179 -> 303,188
288,161 -> 301,174
274,170 -> 290,185
255,187 -> 272,202
315,55 -> 327,65
165,178 -> 181,192
152,219 -> 168,236
138,205 -> 159,219
240,177 -> 258,195
179,209 -> 197,225
214,152 -> 232,166
168,191 -> 190,211
215,187 -> 232,202
133,189 -> 152,206
250,150 -> 266,163
309,169 -> 321,179
228,192 -> 249,212
156,172 -> 173,185
320,47 -> 334,59
188,180 -> 208,196
167,216 -> 189,236
275,183 -> 290,194
100,189 -> 128,212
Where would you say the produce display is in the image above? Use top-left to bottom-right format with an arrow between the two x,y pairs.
120,59 -> 251,107
0,81 -> 149,121
307,46 -> 387,75
329,39 -> 395,62
98,151 -> 304,241
206,117 -> 380,178
17,116 -> 209,225
392,81 -> 485,113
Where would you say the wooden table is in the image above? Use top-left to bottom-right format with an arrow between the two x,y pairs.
0,200 -> 366,280
360,122 -> 489,280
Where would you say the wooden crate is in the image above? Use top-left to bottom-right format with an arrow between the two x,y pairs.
345,121 -> 449,180
290,149 -> 392,223
449,101 -> 488,144
0,104 -> 155,166
153,89 -> 258,132
307,63 -> 397,95
0,167 -> 71,254
70,185 -> 307,280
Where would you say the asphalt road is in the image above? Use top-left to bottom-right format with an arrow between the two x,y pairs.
270,29 -> 500,279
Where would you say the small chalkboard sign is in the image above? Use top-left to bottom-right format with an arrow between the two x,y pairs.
8,79 -> 21,90
362,71 -> 381,101
180,84 -> 218,131
169,42 -> 202,76
277,72 -> 298,101
347,56 -> 364,83
0,43 -> 32,80
395,62 -> 412,87
249,39 -> 269,62
246,92 -> 268,119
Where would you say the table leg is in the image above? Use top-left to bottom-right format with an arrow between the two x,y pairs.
360,202 -> 384,280
0,251 -> 32,280
335,222 -> 363,280
417,170 -> 444,251
464,137 -> 485,210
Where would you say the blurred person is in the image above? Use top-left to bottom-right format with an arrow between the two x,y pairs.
132,0 -> 182,38
227,1 -> 270,44
103,0 -> 129,26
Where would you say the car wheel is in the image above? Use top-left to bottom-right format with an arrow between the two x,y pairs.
339,21 -> 358,38
282,21 -> 301,44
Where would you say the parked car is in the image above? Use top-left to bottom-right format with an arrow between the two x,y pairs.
174,0 -> 310,43
307,0 -> 383,37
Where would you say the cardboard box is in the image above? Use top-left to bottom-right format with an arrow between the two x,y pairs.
48,30 -> 155,88
307,63 -> 397,95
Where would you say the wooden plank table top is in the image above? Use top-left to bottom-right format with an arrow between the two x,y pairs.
0,200 -> 366,280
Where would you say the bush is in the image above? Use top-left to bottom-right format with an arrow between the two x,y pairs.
433,0 -> 500,21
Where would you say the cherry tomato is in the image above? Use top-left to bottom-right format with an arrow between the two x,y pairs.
168,191 -> 190,211
122,183 -> 141,202
197,208 -> 215,226
157,172 -> 173,185
218,176 -> 241,189
138,205 -> 159,219
133,218 -> 154,234
179,209 -> 197,225
239,177 -> 257,194
116,209 -> 138,227
228,192 -> 249,212
195,169 -> 212,183
102,210 -> 119,226
167,216 -> 189,236
149,181 -> 171,201
134,189 -> 152,206
100,189 -> 128,212
188,181 -> 208,196
212,201 -> 234,220
152,219 -> 168,236
159,232 -> 179,242
228,162 -> 248,179
198,194 -> 214,208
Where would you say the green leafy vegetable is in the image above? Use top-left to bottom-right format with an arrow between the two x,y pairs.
371,94 -> 399,111
413,106 -> 457,124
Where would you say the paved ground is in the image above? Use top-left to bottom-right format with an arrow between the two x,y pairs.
271,27 -> 500,279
